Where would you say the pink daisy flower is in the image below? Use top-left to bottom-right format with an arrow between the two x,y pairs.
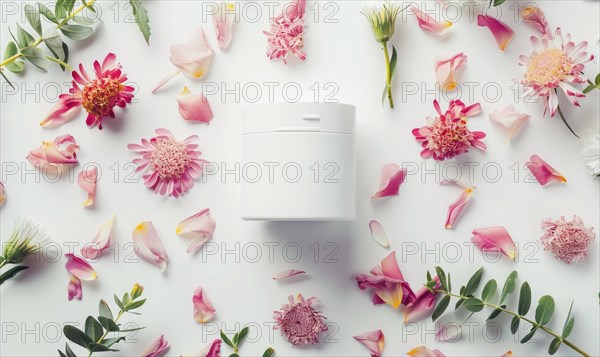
128,129 -> 208,198
274,294 -> 327,345
541,215 -> 595,264
40,53 -> 134,130
412,100 -> 486,161
263,0 -> 306,63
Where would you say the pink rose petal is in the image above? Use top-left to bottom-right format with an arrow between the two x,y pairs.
489,105 -> 530,142
372,163 -> 407,198
65,253 -> 97,280
435,53 -> 467,91
471,226 -> 517,261
353,329 -> 385,357
403,276 -> 439,323
441,179 -> 476,230
410,7 -> 452,34
369,220 -> 390,248
435,322 -> 462,342
171,26 -> 214,79
177,86 -> 213,124
81,216 -> 115,260
77,166 -> 97,207
477,15 -> 515,51
521,5 -> 551,37
526,154 -> 567,186
39,94 -> 82,128
212,3 -> 235,49
0,181 -> 5,206
273,269 -> 306,280
407,346 -> 447,357
176,209 -> 216,254
132,221 -> 168,271
67,275 -> 82,301
26,134 -> 79,172
193,287 -> 216,323
187,339 -> 221,357
140,335 -> 170,357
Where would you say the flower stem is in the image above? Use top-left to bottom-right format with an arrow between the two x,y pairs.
435,290 -> 590,357
382,42 -> 394,109
87,309 -> 124,357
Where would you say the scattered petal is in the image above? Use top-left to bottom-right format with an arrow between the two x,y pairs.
441,179 -> 476,229
353,329 -> 385,357
171,26 -> 214,79
501,352 -> 514,357
0,181 -> 5,206
140,335 -> 170,357
435,322 -> 462,342
521,5 -> 551,37
81,216 -> 115,260
435,53 -> 467,90
39,95 -> 82,128
407,346 -> 447,357
176,209 -> 216,254
185,339 -> 221,357
372,164 -> 407,198
489,105 -> 530,142
477,15 -> 515,51
67,275 -> 82,301
403,277 -> 439,323
411,7 -> 452,34
212,3 -> 235,49
193,287 -> 216,323
273,269 -> 306,280
177,86 -> 213,124
132,221 -> 168,271
26,134 -> 79,172
65,253 -> 97,280
526,154 -> 567,186
369,220 -> 390,248
471,226 -> 517,261
77,166 -> 98,207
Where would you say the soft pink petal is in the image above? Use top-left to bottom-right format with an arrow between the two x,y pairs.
65,253 -> 97,280
477,15 -> 515,51
489,105 -> 530,142
411,7 -> 452,34
369,220 -> 390,248
67,275 -> 82,301
170,26 -> 214,79
177,86 -> 213,124
380,251 -> 404,280
435,323 -> 462,342
132,222 -> 168,271
176,209 -> 216,254
273,269 -> 306,280
212,3 -> 235,49
403,277 -> 440,323
140,335 -> 170,357
441,180 -> 476,229
526,154 -> 567,186
435,53 -> 467,90
372,164 -> 407,198
187,339 -> 221,357
27,135 -> 79,171
0,181 -> 5,206
39,97 -> 82,128
471,226 -> 517,261
193,287 -> 216,323
77,166 -> 97,207
81,216 -> 115,260
151,70 -> 181,94
353,329 -> 385,357
407,346 -> 447,357
521,5 -> 551,37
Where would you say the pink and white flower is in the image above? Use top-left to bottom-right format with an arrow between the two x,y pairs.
411,7 -> 452,35
371,163 -> 407,198
263,0 -> 306,63
40,53 -> 134,129
212,3 -> 235,49
176,209 -> 216,253
132,221 -> 168,271
140,335 -> 169,357
26,134 -> 79,172
67,275 -> 82,301
471,226 -> 517,261
353,329 -> 385,357
193,287 -> 216,323
541,215 -> 595,264
81,216 -> 115,260
176,87 -> 213,124
65,253 -> 97,280
274,294 -> 327,345
477,15 -> 515,51
435,53 -> 467,91
489,105 -> 531,142
526,154 -> 566,186
77,166 -> 97,207
128,129 -> 208,198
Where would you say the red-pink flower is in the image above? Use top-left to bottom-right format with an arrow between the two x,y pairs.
355,251 -> 416,309
263,0 -> 306,63
526,154 -> 566,186
26,134 -> 79,172
353,329 -> 385,357
413,100 -> 485,161
477,15 -> 515,51
541,215 -> 595,264
274,294 -> 327,345
40,53 -> 134,129
140,335 -> 169,357
128,129 -> 208,197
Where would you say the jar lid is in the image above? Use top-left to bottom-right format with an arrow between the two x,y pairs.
243,103 -> 356,135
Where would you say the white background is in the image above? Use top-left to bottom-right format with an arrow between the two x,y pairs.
1,1 -> 599,356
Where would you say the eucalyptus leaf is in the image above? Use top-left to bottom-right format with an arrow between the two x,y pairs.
88,343 -> 117,352
518,282 -> 532,315
220,331 -> 234,347
62,0 -> 76,14
98,316 -> 119,332
102,336 -> 125,348
464,267 -> 484,296
510,316 -> 519,334
486,306 -> 504,321
38,3 -> 58,23
595,73 -> 600,85
60,25 -> 93,41
262,347 -> 275,357
561,301 -> 575,338
500,271 -> 518,304
236,327 -> 249,347
126,298 -> 146,310
55,0 -> 67,20
21,47 -> 49,72
435,267 -> 448,291
114,294 -> 124,310
535,295 -> 555,326
129,0 -> 152,45
16,24 -> 35,48
58,350 -> 68,357
520,327 -> 537,343
493,0 -> 507,6
99,299 -> 113,320
548,337 -> 562,355
463,297 -> 484,312
43,28 -> 65,61
24,4 -> 42,35
84,316 -> 104,342
63,325 -> 93,349
481,279 -> 497,302
431,295 -> 450,321
64,343 -> 76,357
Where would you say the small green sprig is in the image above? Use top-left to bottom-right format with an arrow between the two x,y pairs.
220,327 -> 275,357
426,267 -> 590,357
583,73 -> 600,94
58,284 -> 147,357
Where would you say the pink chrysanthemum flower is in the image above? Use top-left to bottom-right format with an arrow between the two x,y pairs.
519,28 -> 594,117
128,129 -> 208,198
274,294 -> 327,345
412,100 -> 486,161
263,0 -> 306,63
541,215 -> 595,264
40,53 -> 134,130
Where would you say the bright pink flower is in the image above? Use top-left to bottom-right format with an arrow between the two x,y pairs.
471,227 -> 517,261
212,3 -> 235,49
410,7 -> 452,34
128,129 -> 208,198
40,53 -> 134,129
489,105 -> 530,142
187,339 -> 221,357
176,87 -> 213,124
65,253 -> 97,280
67,275 -> 82,301
353,329 -> 385,357
371,163 -> 407,198
132,221 -> 168,271
0,181 -> 5,206
441,179 -> 476,229
274,294 -> 327,345
521,5 -> 551,37
407,346 -> 446,357
193,287 -> 216,323
355,251 -> 416,309
403,277 -> 440,323
263,0 -> 306,63
273,269 -> 306,280
541,215 -> 595,264
369,220 -> 390,248
26,134 -> 79,172
77,166 -> 97,207
81,216 -> 115,260
413,100 -> 485,161
526,154 -> 566,186
519,28 -> 593,117
176,209 -> 216,253
477,15 -> 515,51
435,53 -> 467,90
140,335 -> 169,357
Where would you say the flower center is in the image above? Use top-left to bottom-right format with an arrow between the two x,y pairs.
81,78 -> 124,118
281,305 -> 314,338
525,48 -> 572,85
426,117 -> 472,159
150,138 -> 190,180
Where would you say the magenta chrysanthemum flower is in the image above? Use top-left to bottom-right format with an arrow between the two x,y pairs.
40,53 -> 134,130
128,129 -> 208,198
412,100 -> 486,161
274,294 -> 327,345
541,215 -> 595,264
263,0 -> 306,63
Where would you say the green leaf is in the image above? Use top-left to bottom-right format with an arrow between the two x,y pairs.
24,4 -> 42,35
118,327 -> 146,333
21,47 -> 49,72
126,298 -> 146,310
463,297 -> 484,312
435,267 -> 448,291
88,343 -> 117,352
561,301 -> 575,338
499,271 -> 518,304
220,331 -> 234,348
595,73 -> 600,86
481,279 -> 497,302
446,273 -> 451,293
58,350 -> 68,357
493,0 -> 507,6
63,325 -> 93,349
510,316 -> 520,334
520,327 -> 537,343
62,0 -> 76,14
229,354 -> 239,357
389,46 -> 397,79
0,265 -> 29,285
43,28 -> 65,61
4,41 -> 18,58
455,286 -> 466,310
38,3 -> 58,23
114,294 -> 124,310
64,343 -> 76,357
129,0 -> 152,45
426,271 -> 432,282
262,347 -> 275,357
60,25 -> 93,41
98,316 -> 119,332
16,24 -> 35,48
84,316 -> 104,342
535,295 -> 555,326
583,84 -> 597,94
464,267 -> 484,296
99,299 -> 113,320
72,16 -> 95,26
101,337 -> 125,348
55,0 -> 67,19
487,305 -> 505,321
431,295 -> 450,321
122,292 -> 130,306
518,282 -> 532,315
235,327 -> 249,347
548,337 -> 562,355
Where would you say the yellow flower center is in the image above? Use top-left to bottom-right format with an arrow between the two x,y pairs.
82,78 -> 124,118
525,48 -> 572,85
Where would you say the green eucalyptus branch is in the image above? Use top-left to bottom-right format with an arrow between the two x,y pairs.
426,267 -> 590,357
220,327 -> 275,357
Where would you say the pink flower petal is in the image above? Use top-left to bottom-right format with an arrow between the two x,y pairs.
0,181 -> 5,206
81,216 -> 115,260
471,226 -> 517,261
176,86 -> 213,124
353,329 -> 385,357
212,3 -> 235,49
407,346 -> 447,357
372,163 -> 407,198
176,209 -> 216,254
193,287 -> 216,323
411,7 -> 452,34
477,15 -> 515,51
67,275 -> 82,301
435,322 -> 462,342
521,5 -> 551,37
403,277 -> 439,323
526,154 -> 567,186
501,352 -> 513,357
187,339 -> 221,357
39,95 -> 82,128
77,166 -> 97,207
273,269 -> 306,280
435,53 -> 467,90
441,179 -> 476,230
489,105 -> 530,142
170,26 -> 214,79
27,135 -> 79,172
132,221 -> 168,271
65,253 -> 97,280
140,335 -> 170,357
369,220 -> 390,248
